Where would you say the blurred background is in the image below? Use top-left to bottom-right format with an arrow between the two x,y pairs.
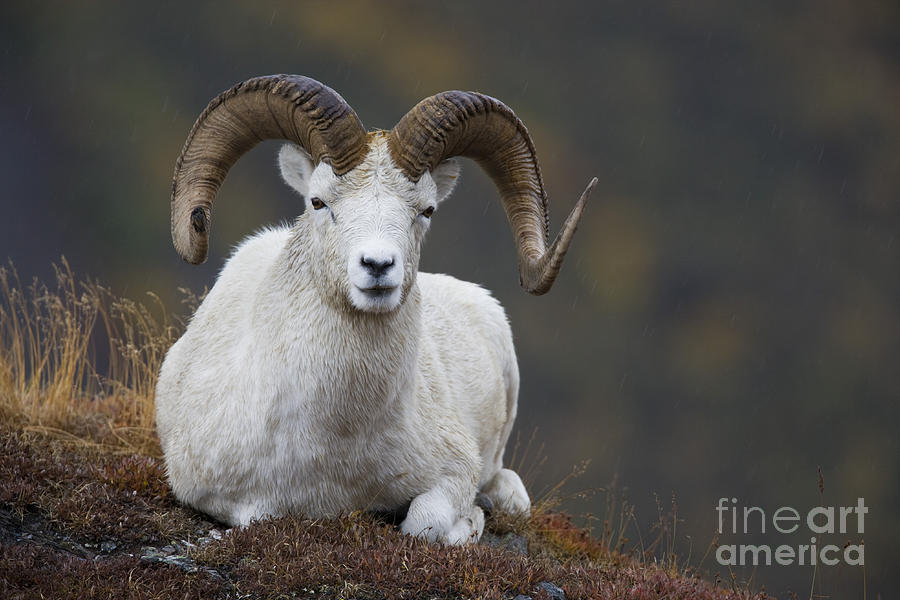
1,1 -> 897,595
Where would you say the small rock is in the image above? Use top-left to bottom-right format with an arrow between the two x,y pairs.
100,541 -> 117,553
208,528 -> 223,540
160,545 -> 177,554
536,581 -> 565,600
140,546 -> 161,560
141,547 -> 197,573
140,546 -> 223,581
164,555 -> 199,573
479,531 -> 528,555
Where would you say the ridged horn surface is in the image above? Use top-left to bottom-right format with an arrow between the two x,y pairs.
171,74 -> 369,264
388,91 -> 594,294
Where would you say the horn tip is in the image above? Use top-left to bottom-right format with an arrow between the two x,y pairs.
182,252 -> 208,266
580,177 -> 598,204
173,228 -> 209,265
519,177 -> 597,295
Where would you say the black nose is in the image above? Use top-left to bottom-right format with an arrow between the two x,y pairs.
361,255 -> 395,277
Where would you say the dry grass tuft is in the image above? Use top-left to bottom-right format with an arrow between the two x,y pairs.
0,259 -> 193,455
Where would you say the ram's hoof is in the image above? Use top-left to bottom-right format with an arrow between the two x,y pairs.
475,492 -> 494,515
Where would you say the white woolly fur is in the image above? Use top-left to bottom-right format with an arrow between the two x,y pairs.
155,133 -> 531,544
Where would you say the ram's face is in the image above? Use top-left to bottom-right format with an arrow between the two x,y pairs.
279,134 -> 460,313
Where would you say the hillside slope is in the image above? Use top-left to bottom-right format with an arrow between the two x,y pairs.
0,426 -> 768,600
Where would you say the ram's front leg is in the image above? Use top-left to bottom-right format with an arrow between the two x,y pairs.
401,482 -> 485,545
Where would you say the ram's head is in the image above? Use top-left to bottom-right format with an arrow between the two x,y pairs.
171,75 -> 595,312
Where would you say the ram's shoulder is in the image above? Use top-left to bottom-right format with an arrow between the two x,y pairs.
218,226 -> 292,278
188,226 -> 292,321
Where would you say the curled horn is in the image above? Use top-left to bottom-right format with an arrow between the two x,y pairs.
389,92 -> 595,294
171,75 -> 369,264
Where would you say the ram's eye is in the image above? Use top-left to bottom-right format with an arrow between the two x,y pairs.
421,206 -> 435,218
310,197 -> 326,210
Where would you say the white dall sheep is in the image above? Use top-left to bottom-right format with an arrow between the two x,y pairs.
155,75 -> 595,544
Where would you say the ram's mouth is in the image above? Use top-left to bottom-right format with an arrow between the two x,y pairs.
357,285 -> 398,298
349,283 -> 403,313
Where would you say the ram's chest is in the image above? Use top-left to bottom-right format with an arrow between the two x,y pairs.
263,402 -> 433,514
244,299 -> 432,513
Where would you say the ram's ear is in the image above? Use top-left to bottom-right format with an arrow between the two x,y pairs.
278,143 -> 315,197
431,158 -> 461,205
